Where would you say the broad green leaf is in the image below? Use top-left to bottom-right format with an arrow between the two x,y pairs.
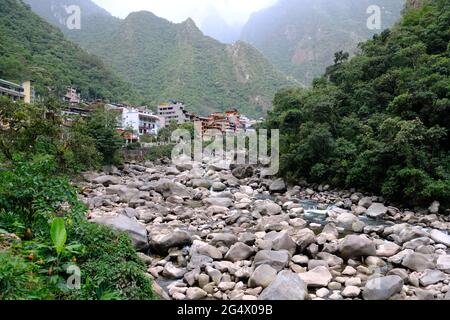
50,218 -> 67,255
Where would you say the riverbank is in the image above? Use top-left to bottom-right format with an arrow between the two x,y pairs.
77,160 -> 450,300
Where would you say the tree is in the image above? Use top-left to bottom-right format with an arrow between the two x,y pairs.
86,109 -> 122,165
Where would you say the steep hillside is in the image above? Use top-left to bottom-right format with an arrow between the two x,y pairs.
0,0 -> 139,102
266,0 -> 450,205
241,0 -> 406,85
25,0 -> 295,116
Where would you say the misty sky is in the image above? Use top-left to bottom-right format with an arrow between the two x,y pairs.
92,0 -> 278,27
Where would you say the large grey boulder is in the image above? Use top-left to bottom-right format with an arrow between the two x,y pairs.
264,231 -> 297,254
436,255 -> 450,273
419,269 -> 446,286
362,275 -> 403,300
231,165 -> 254,179
149,229 -> 192,254
366,203 -> 388,218
376,242 -> 402,257
106,185 -> 140,203
191,178 -> 211,189
254,200 -> 282,216
92,215 -> 148,250
248,264 -> 277,288
190,240 -> 223,260
253,250 -> 290,271
338,235 -> 376,259
93,175 -> 121,186
402,253 -> 436,272
269,179 -> 286,193
259,271 -> 307,300
430,229 -> 450,247
336,212 -> 360,230
209,233 -> 238,247
293,228 -> 316,252
297,266 -> 332,288
154,179 -> 190,199
224,242 -> 254,262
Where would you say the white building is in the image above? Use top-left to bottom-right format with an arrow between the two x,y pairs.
106,104 -> 164,140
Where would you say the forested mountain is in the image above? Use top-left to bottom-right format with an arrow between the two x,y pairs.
0,0 -> 139,102
25,0 -> 295,116
241,0 -> 406,85
266,0 -> 450,206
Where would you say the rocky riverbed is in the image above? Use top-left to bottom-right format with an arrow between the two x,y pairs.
77,160 -> 450,300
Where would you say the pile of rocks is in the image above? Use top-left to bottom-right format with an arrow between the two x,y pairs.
78,160 -> 450,300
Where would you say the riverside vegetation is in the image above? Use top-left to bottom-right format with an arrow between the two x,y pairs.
0,98 -> 154,300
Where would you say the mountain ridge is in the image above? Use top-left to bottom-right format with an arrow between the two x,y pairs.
25,0 -> 295,116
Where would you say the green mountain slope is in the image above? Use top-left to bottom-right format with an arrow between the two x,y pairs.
266,0 -> 450,206
241,0 -> 406,85
0,0 -> 139,102
25,0 -> 295,116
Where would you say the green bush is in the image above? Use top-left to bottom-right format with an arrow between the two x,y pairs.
0,157 -> 153,300
0,251 -> 52,300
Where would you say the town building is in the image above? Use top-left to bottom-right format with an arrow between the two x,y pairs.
201,109 -> 247,133
63,86 -> 81,105
0,79 -> 35,103
106,104 -> 163,141
157,101 -> 192,126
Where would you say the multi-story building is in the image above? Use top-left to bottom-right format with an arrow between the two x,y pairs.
63,86 -> 81,105
157,101 -> 191,126
0,79 -> 35,103
106,104 -> 163,140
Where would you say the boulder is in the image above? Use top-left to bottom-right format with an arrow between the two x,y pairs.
190,240 -> 223,260
154,179 -> 190,199
254,200 -> 282,216
231,165 -> 254,179
264,231 -> 297,254
316,252 -> 343,267
191,179 -> 212,189
162,262 -> 187,279
293,228 -> 316,252
224,242 -> 254,262
92,215 -> 148,250
338,235 -> 376,259
209,233 -> 238,247
436,255 -> 450,273
259,271 -> 307,300
376,242 -> 401,257
362,275 -> 403,300
269,179 -> 287,193
105,185 -> 140,203
186,287 -> 207,300
248,264 -> 277,288
419,269 -> 446,286
149,229 -> 192,254
253,250 -> 290,272
366,203 -> 388,218
336,212 -> 359,230
93,175 -> 121,186
298,266 -> 332,288
212,182 -> 227,192
402,253 -> 436,272
358,197 -> 372,208
342,286 -> 361,298
430,229 -> 450,247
